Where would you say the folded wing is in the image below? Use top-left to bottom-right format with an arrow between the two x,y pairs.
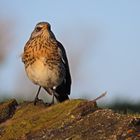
55,41 -> 72,102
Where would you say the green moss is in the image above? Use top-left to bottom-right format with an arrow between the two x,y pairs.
0,99 -> 85,140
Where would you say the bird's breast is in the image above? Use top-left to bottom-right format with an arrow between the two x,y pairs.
25,57 -> 65,88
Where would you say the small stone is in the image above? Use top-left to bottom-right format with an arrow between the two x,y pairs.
127,129 -> 133,134
70,115 -> 75,119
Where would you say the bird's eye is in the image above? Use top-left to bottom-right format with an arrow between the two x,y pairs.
35,26 -> 42,32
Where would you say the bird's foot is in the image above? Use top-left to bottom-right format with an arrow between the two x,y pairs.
45,102 -> 54,107
34,98 -> 43,105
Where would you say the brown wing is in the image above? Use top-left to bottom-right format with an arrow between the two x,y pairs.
55,41 -> 71,102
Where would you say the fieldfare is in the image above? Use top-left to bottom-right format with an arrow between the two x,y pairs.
22,22 -> 71,105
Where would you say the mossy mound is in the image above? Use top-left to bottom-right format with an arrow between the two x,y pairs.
0,99 -> 139,140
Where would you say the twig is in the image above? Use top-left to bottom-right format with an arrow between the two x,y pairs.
91,91 -> 107,102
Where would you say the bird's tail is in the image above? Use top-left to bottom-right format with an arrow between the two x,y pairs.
54,93 -> 69,103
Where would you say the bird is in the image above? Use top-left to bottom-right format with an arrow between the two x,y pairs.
21,22 -> 71,105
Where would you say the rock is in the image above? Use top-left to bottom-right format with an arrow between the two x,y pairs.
0,99 -> 139,140
0,99 -> 18,123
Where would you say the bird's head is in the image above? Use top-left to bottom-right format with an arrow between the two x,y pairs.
30,22 -> 55,39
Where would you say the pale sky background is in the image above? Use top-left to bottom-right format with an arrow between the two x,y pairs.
0,0 -> 140,103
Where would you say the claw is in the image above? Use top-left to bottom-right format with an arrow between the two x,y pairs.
45,102 -> 53,107
34,98 -> 42,105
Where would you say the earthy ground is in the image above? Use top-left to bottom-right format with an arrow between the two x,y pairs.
0,99 -> 139,140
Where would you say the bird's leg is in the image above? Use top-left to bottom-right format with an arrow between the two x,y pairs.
50,88 -> 58,105
51,92 -> 55,105
34,86 -> 42,105
45,88 -> 55,106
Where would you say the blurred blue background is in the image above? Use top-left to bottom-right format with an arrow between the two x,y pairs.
0,0 -> 140,103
